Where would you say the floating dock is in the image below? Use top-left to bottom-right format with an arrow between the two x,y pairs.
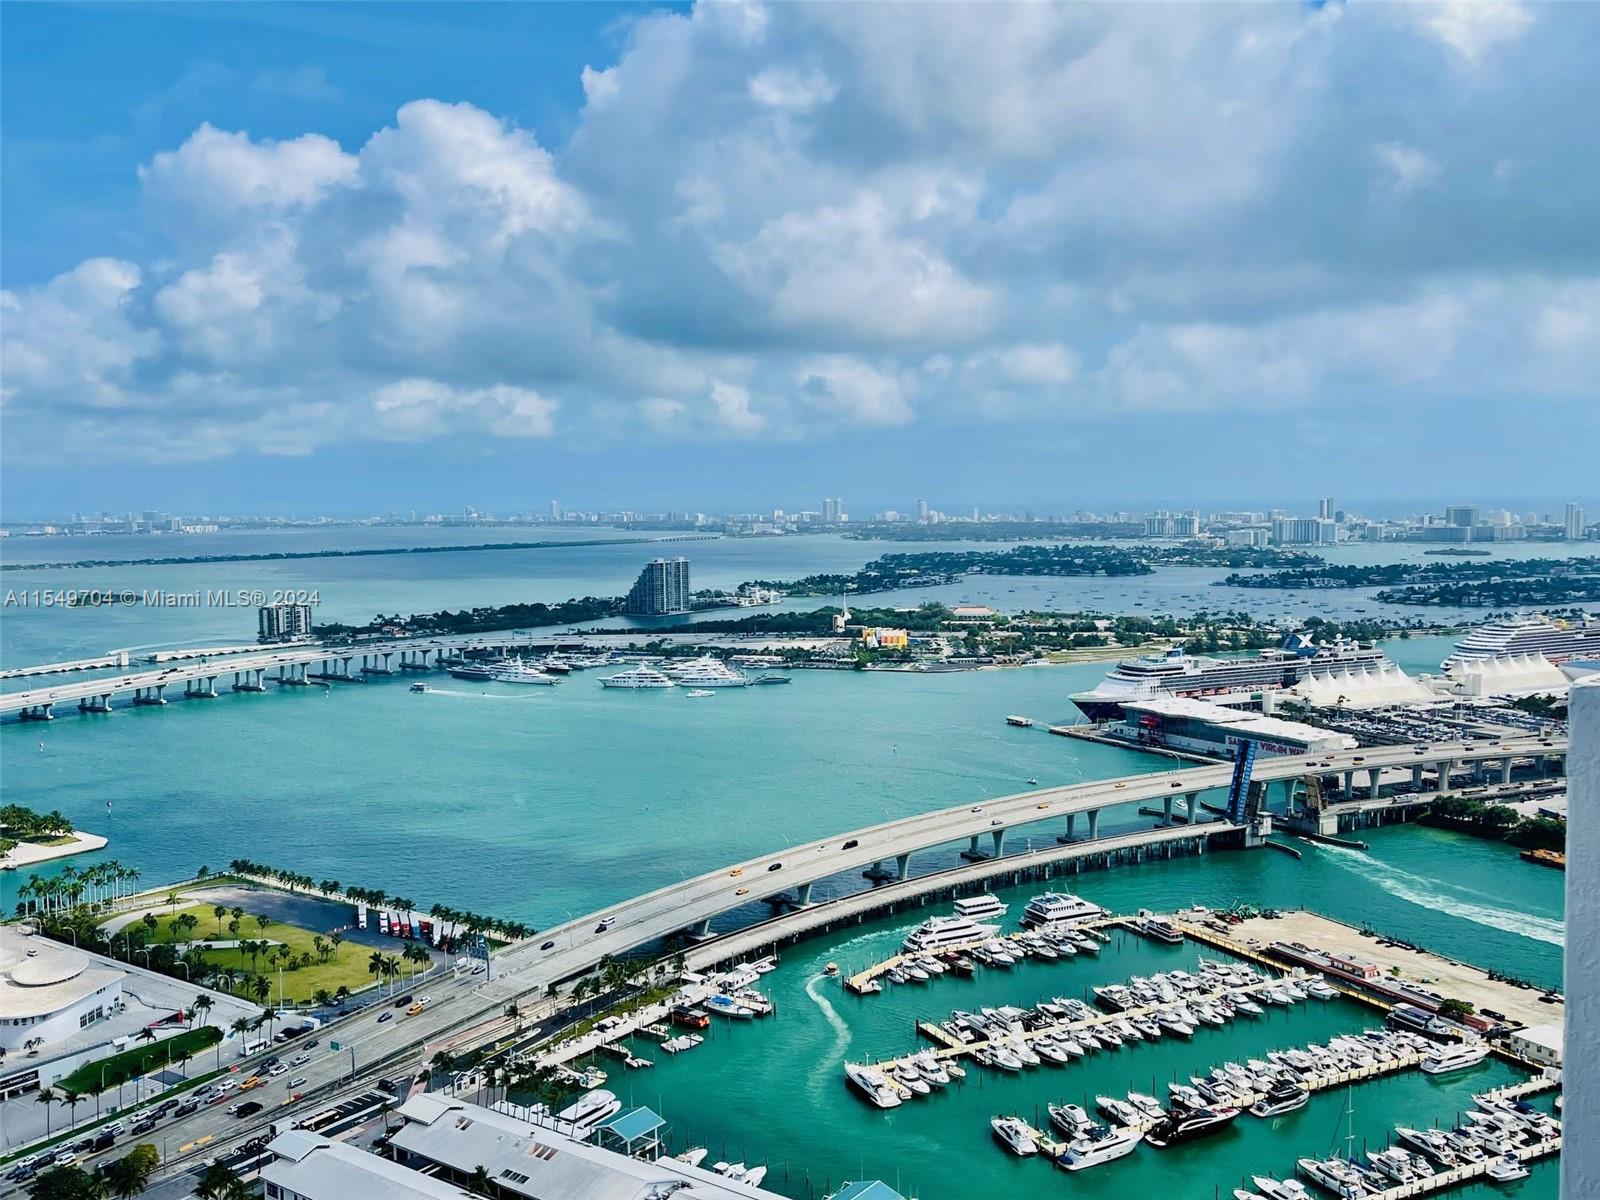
845,914 -> 1124,995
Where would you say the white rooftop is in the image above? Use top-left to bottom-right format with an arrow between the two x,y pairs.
1120,696 -> 1357,748
262,1130 -> 470,1199
392,1095 -> 779,1200
0,925 -> 122,1019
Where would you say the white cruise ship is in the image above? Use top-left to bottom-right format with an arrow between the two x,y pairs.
902,915 -> 1001,953
600,666 -> 676,689
1071,631 -> 1392,721
663,655 -> 750,687
1441,615 -> 1600,671
1021,892 -> 1105,928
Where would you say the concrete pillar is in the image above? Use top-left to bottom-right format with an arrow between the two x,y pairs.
1282,778 -> 1297,812
796,881 -> 813,906
1500,758 -> 1514,785
1087,809 -> 1101,840
1412,764 -> 1424,789
1439,760 -> 1455,791
991,829 -> 1005,856
1066,812 -> 1077,838
1186,792 -> 1200,822
1368,768 -> 1382,797
1342,770 -> 1355,800
968,835 -> 981,856
895,852 -> 911,881
1163,795 -> 1174,826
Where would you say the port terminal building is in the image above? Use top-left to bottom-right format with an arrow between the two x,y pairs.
1111,696 -> 1359,758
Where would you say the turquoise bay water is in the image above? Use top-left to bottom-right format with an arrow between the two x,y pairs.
622,916 -> 1556,1199
0,533 -> 1568,1198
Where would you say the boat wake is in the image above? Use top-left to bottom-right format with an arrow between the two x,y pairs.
421,688 -> 537,701
804,974 -> 852,1061
1316,844 -> 1563,946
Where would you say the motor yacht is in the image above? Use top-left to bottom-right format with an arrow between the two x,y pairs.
1420,1042 -> 1491,1074
901,916 -> 1000,954
489,658 -> 560,685
1146,1105 -> 1239,1149
1486,1154 -> 1529,1183
1296,1156 -> 1372,1196
1250,1083 -> 1310,1118
991,1116 -> 1039,1156
844,1063 -> 902,1109
663,656 -> 750,687
1021,891 -> 1104,927
1049,1103 -> 1093,1138
1056,1124 -> 1144,1171
600,666 -> 676,689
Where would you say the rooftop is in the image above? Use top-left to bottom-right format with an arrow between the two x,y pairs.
0,925 -> 122,1019
262,1131 -> 469,1199
392,1095 -> 780,1199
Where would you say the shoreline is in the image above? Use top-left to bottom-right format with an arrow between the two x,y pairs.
1,829 -> 107,871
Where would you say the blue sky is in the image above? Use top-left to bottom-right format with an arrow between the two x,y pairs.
2,1 -> 1596,518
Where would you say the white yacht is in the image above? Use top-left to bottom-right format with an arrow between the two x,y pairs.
953,895 -> 1008,920
1443,615 -> 1600,670
1252,1178 -> 1314,1200
843,1062 -> 902,1109
902,915 -> 1000,953
489,659 -> 560,685
551,1090 -> 621,1135
600,666 -> 676,689
1021,891 -> 1105,927
664,655 -> 750,687
1058,1123 -> 1144,1170
991,1116 -> 1039,1156
1296,1156 -> 1370,1196
1486,1154 -> 1529,1183
1420,1042 -> 1491,1075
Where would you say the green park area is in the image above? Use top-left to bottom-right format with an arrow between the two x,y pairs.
57,1026 -> 222,1094
106,902 -> 432,1005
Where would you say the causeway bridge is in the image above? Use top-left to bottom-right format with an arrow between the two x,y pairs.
476,734 -> 1566,992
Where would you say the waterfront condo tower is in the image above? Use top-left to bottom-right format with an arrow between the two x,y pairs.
625,557 -> 692,615
258,603 -> 313,642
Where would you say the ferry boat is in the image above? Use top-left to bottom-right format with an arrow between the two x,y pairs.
489,659 -> 560,685
1021,892 -> 1105,928
1419,1041 -> 1491,1074
1442,615 -> 1600,670
953,895 -> 1008,920
600,666 -> 676,689
663,656 -> 749,687
901,915 -> 1001,954
1071,631 -> 1393,721
1057,1123 -> 1144,1171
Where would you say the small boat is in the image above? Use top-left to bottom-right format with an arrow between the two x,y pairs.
1049,1103 -> 1093,1137
1096,1096 -> 1142,1127
1420,1042 -> 1491,1074
685,689 -> 715,698
844,1063 -> 902,1109
992,1116 -> 1040,1156
1250,1083 -> 1310,1118
673,1147 -> 708,1167
1146,1105 -> 1239,1149
702,994 -> 755,1019
1057,1123 -> 1144,1171
409,682 -> 431,693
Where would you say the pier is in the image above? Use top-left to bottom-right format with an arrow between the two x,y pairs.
844,915 -> 1125,995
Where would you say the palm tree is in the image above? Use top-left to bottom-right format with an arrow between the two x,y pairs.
230,1016 -> 252,1046
254,913 -> 271,936
195,1161 -> 242,1200
61,1086 -> 83,1129
467,1165 -> 494,1196
334,984 -> 351,1006
193,994 -> 214,1027
213,904 -> 227,937
167,890 -> 181,917
330,931 -> 344,956
35,1086 -> 56,1136
368,950 -> 385,990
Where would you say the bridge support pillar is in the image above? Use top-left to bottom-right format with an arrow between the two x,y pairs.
1281,778 -> 1297,812
1368,767 -> 1382,797
1342,770 -> 1355,800
1162,796 -> 1174,826
1086,809 -> 1101,840
1186,791 -> 1201,822
895,852 -> 912,881
1438,760 -> 1455,791
1412,764 -> 1424,789
1500,758 -> 1514,785
688,918 -> 712,940
795,881 -> 814,906
990,829 -> 1005,857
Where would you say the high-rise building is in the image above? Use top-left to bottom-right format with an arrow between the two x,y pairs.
1566,502 -> 1586,541
916,498 -> 930,522
1445,505 -> 1479,528
549,500 -> 562,521
1317,498 -> 1332,520
823,498 -> 844,524
258,603 -> 313,643
1272,517 -> 1338,546
624,557 -> 691,615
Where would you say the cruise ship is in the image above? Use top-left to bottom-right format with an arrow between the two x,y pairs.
1441,615 -> 1600,671
1070,631 -> 1393,721
901,915 -> 1001,954
662,656 -> 750,687
1021,892 -> 1105,928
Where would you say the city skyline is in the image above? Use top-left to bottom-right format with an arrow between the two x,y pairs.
2,2 -> 1596,514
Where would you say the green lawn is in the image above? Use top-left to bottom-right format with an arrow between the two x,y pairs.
58,1026 -> 221,1094
109,903 -> 422,1004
